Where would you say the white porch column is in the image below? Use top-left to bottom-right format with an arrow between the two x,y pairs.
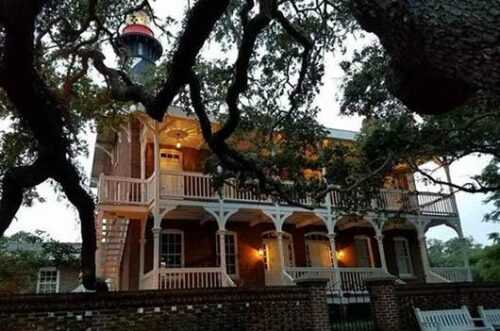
444,163 -> 472,281
276,231 -> 286,285
417,229 -> 432,282
217,230 -> 228,286
458,229 -> 473,281
152,225 -> 162,288
327,233 -> 338,268
138,221 -> 146,287
375,233 -> 388,272
140,139 -> 146,180
153,124 -> 161,201
327,232 -> 342,294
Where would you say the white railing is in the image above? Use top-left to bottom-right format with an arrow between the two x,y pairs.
417,192 -> 457,217
98,172 -> 458,217
377,189 -> 419,213
286,267 -> 386,295
431,267 -> 471,282
339,267 -> 387,293
160,171 -> 216,200
98,175 -> 152,205
158,267 -> 225,289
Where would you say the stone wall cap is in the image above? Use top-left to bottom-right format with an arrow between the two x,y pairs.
365,275 -> 398,284
295,277 -> 330,287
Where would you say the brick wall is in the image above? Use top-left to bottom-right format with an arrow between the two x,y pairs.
0,281 -> 330,331
367,278 -> 500,331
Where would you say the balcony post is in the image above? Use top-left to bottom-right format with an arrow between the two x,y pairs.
443,163 -> 459,215
458,228 -> 473,282
138,220 -> 146,286
375,232 -> 388,272
277,231 -> 286,285
417,227 -> 432,282
217,230 -> 228,286
152,223 -> 162,288
327,232 -> 342,295
327,233 -> 338,268
153,123 -> 161,202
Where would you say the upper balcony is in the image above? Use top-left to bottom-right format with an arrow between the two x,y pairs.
97,170 -> 459,218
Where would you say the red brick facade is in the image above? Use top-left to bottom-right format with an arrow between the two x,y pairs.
0,281 -> 331,331
367,279 -> 500,331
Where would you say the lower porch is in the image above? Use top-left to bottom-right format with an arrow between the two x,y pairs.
110,206 -> 471,296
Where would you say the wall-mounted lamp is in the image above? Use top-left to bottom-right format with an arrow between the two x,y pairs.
336,250 -> 345,260
257,248 -> 265,258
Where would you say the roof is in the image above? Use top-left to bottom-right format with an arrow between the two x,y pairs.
4,241 -> 81,253
327,128 -> 358,141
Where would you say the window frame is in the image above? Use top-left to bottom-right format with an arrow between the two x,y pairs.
261,231 -> 295,268
37,267 -> 60,294
394,236 -> 414,277
304,232 -> 332,267
353,235 -> 375,268
160,229 -> 184,268
215,231 -> 239,278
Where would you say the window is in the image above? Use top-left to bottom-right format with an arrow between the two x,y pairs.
305,232 -> 332,268
261,231 -> 295,267
37,268 -> 59,294
216,232 -> 238,277
394,237 -> 414,277
354,236 -> 375,267
161,230 -> 184,268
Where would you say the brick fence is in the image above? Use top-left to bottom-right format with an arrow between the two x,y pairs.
366,277 -> 500,331
0,279 -> 330,331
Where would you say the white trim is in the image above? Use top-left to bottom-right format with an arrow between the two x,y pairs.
160,229 -> 185,268
354,235 -> 375,268
36,267 -> 60,294
216,231 -> 239,278
394,236 -> 414,277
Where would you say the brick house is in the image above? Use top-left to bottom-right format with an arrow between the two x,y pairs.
91,11 -> 472,296
2,241 -> 81,294
91,109 -> 472,296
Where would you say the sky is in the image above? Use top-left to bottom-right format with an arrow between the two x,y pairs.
2,1 -> 499,245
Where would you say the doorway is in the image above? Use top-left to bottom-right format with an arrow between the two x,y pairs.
160,149 -> 184,197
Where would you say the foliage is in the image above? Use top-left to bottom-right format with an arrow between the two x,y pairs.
427,234 -> 500,282
341,43 -> 500,217
0,231 -> 79,293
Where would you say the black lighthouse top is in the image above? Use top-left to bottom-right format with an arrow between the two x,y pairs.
118,11 -> 163,82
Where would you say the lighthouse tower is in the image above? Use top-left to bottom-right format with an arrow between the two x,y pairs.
119,11 -> 163,82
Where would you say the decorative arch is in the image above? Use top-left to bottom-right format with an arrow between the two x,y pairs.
280,211 -> 327,232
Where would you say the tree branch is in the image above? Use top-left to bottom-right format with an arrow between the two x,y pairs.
147,0 -> 231,121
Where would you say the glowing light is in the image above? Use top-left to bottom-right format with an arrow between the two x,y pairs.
336,250 -> 345,260
176,142 -> 182,149
257,248 -> 265,258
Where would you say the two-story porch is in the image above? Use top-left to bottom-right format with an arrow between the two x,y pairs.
96,171 -> 471,295
92,112 -> 472,296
